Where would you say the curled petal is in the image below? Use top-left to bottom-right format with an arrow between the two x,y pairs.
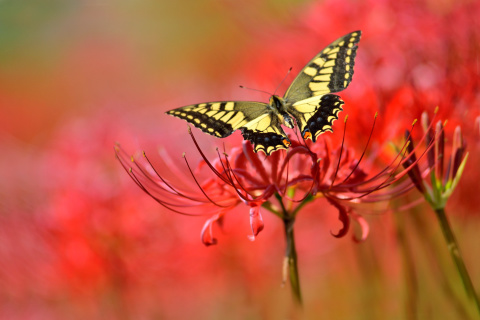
326,197 -> 350,238
351,211 -> 370,243
247,206 -> 264,241
200,213 -> 224,246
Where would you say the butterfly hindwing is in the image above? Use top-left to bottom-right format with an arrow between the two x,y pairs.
284,31 -> 361,102
287,94 -> 344,142
240,113 -> 291,155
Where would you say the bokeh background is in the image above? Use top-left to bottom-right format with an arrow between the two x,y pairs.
1,0 -> 479,319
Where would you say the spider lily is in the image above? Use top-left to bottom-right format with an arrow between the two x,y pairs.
115,115 -> 431,305
402,111 -> 480,315
403,111 -> 469,210
115,114 -> 423,246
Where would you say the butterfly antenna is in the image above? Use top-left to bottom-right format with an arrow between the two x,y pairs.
274,67 -> 292,96
239,85 -> 271,96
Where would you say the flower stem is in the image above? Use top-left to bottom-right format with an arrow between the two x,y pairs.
274,193 -> 303,305
435,208 -> 480,316
283,216 -> 302,306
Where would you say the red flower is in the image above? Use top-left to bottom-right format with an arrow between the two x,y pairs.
116,115 -> 425,245
403,111 -> 469,210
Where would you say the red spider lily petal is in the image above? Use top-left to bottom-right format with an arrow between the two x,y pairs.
403,130 -> 426,193
351,211 -> 370,243
200,212 -> 225,246
242,141 -> 271,184
421,112 -> 435,168
326,197 -> 350,238
475,116 -> 480,140
247,206 -> 265,241
451,126 -> 465,179
435,121 -> 445,183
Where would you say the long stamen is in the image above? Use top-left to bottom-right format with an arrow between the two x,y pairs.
330,115 -> 348,188
339,119 -> 420,189
340,113 -> 377,184
128,168 -> 205,216
183,153 -> 232,208
188,127 -> 231,184
219,150 -> 256,201
141,151 -> 209,201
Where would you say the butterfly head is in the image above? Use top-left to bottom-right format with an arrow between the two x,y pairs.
268,95 -> 284,109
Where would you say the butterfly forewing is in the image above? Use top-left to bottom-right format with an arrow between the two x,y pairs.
167,101 -> 290,155
284,31 -> 361,102
166,101 -> 268,138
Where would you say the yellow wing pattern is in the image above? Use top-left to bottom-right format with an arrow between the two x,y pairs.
166,101 -> 290,155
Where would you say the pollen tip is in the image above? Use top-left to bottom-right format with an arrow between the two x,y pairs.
344,114 -> 349,123
142,151 -> 146,157
187,125 -> 192,133
374,111 -> 378,118
443,119 -> 448,126
130,156 -> 134,162
128,167 -> 133,173
182,152 -> 186,158
412,119 -> 418,126
434,106 -> 439,114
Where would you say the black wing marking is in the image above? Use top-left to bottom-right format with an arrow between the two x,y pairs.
239,112 -> 291,155
287,94 -> 344,142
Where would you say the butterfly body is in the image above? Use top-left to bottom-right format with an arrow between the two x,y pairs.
167,31 -> 361,155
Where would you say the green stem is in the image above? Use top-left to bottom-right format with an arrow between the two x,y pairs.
394,212 -> 418,319
275,193 -> 303,305
435,208 -> 480,316
283,216 -> 302,306
291,194 -> 314,218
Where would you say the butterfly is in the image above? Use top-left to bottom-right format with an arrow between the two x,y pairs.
166,31 -> 361,156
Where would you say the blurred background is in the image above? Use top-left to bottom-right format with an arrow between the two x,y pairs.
1,0 -> 479,319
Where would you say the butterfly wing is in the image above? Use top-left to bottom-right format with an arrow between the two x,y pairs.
166,101 -> 290,155
284,30 -> 361,141
239,112 -> 291,155
285,31 -> 361,101
287,94 -> 344,142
